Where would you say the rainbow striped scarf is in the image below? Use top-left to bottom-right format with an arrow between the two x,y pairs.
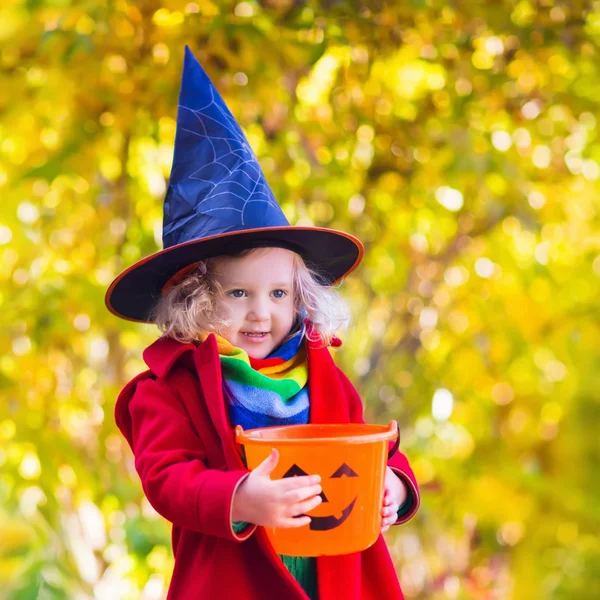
208,331 -> 309,430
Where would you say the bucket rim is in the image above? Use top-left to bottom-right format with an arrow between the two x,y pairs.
235,421 -> 397,446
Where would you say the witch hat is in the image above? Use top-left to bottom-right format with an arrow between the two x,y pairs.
106,46 -> 363,322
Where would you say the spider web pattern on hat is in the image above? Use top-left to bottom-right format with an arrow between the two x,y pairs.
163,47 -> 289,248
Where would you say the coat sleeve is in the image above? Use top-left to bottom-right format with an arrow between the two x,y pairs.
126,377 -> 256,541
336,367 -> 421,525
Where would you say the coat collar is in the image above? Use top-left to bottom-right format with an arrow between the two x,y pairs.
305,334 -> 348,424
143,336 -> 197,378
193,334 -> 243,466
142,335 -> 237,464
142,331 -> 348,435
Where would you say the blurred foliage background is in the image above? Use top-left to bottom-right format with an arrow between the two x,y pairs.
1,0 -> 599,598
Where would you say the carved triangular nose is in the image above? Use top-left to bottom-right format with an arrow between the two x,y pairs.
319,490 -> 329,502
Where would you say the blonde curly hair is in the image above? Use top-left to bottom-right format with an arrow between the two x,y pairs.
152,248 -> 351,346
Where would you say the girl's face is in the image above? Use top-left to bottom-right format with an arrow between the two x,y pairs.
212,248 -> 297,359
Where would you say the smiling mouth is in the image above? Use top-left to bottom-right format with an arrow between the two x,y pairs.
305,497 -> 357,531
241,332 -> 270,338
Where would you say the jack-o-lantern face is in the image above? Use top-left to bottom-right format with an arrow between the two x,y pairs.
283,462 -> 359,531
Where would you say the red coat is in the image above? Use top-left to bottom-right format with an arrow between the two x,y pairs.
115,334 -> 420,599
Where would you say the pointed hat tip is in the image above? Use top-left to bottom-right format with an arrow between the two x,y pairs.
181,45 -> 208,80
178,45 -> 213,109
183,45 -> 198,67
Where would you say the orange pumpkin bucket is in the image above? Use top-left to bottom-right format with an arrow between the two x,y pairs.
235,421 -> 399,557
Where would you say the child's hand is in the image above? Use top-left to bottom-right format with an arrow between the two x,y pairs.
232,449 -> 322,528
381,467 -> 408,533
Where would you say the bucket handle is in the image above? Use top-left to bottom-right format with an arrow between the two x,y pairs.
234,425 -> 244,443
388,420 -> 400,460
234,426 -> 247,462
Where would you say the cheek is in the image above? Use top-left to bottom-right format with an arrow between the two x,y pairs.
215,298 -> 238,320
276,301 -> 296,327
213,300 -> 242,337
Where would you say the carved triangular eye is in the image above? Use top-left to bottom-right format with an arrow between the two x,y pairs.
330,463 -> 358,478
283,464 -> 329,502
282,464 -> 309,478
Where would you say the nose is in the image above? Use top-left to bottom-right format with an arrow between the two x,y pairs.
247,295 -> 270,322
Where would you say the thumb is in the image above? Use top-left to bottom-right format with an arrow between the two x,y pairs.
253,448 -> 279,477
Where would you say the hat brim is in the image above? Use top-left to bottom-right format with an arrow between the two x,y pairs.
105,226 -> 364,322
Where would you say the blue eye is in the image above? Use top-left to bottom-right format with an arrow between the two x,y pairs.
272,289 -> 287,299
228,289 -> 247,298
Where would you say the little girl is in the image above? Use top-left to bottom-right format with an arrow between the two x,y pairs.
107,47 -> 420,600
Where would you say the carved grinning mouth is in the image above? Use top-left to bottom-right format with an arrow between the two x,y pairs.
284,463 -> 359,531
307,497 -> 357,531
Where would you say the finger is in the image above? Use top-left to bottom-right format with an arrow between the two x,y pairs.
279,515 -> 312,528
253,448 -> 279,477
282,484 -> 322,503
297,493 -> 323,514
381,514 -> 395,528
278,474 -> 321,490
289,494 -> 322,517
